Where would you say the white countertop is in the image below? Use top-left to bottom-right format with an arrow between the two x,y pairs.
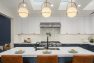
0,47 -> 94,57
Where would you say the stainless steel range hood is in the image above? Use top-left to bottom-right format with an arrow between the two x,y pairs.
40,22 -> 61,28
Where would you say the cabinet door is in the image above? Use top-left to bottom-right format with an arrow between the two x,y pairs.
20,20 -> 40,34
88,45 -> 94,52
0,15 -> 11,45
79,44 -> 89,50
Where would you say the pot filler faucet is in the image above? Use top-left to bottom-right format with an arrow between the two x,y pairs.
46,32 -> 51,49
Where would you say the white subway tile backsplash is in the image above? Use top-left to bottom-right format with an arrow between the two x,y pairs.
14,34 -> 93,43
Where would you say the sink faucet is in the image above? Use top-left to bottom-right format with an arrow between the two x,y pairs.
46,32 -> 51,49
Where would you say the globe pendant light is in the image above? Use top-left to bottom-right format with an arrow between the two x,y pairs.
18,0 -> 29,18
67,0 -> 78,18
42,0 -> 51,17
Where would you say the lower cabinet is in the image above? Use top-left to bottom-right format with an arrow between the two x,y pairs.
14,44 -> 35,47
62,44 -> 94,52
80,44 -> 94,52
87,45 -> 94,52
79,44 -> 90,50
14,44 -> 94,52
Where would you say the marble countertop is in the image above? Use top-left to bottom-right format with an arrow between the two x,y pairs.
0,47 -> 94,57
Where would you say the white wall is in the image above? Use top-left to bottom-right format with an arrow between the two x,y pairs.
91,15 -> 94,33
13,16 -> 94,44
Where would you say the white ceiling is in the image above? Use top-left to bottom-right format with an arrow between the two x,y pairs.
30,0 -> 76,10
0,0 -> 94,17
83,0 -> 94,10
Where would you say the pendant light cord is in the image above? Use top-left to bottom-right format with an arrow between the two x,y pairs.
71,0 -> 72,2
71,0 -> 73,7
45,0 -> 47,7
23,0 -> 25,3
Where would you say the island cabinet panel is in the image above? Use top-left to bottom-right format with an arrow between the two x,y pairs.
0,15 -> 11,45
23,57 -> 36,63
23,57 -> 70,63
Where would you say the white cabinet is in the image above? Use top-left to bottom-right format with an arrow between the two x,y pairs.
14,17 -> 93,35
60,17 -> 92,34
23,21 -> 40,34
14,18 -> 40,35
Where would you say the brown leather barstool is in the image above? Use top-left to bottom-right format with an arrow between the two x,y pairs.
37,55 -> 58,63
1,55 -> 23,63
93,56 -> 94,63
72,55 -> 94,63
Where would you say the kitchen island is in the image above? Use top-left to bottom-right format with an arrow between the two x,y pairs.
0,47 -> 94,57
0,47 -> 94,63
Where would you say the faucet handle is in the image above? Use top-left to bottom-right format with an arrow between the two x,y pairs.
46,32 -> 51,36
34,44 -> 37,51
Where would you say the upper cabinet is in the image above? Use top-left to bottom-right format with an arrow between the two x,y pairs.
14,18 -> 40,34
60,17 -> 93,34
14,17 -> 93,35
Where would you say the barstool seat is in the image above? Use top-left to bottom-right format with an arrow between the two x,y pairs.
1,55 -> 23,63
72,55 -> 94,63
37,55 -> 58,63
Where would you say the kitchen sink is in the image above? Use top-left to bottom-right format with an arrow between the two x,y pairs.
48,48 -> 60,50
36,48 -> 44,50
36,48 -> 60,50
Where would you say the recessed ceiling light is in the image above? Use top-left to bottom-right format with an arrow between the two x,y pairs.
61,0 -> 68,2
78,4 -> 81,7
34,0 -> 42,2
51,4 -> 54,7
